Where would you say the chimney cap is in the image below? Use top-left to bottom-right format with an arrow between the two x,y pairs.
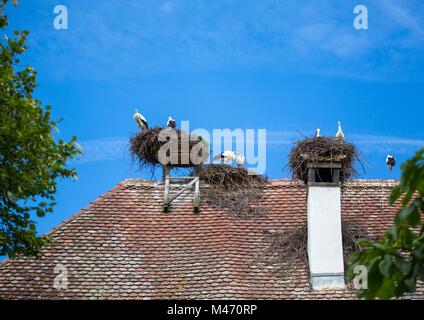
307,161 -> 342,169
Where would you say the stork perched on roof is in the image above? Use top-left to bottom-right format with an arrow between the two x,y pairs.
335,121 -> 345,144
213,151 -> 237,164
133,109 -> 148,131
167,116 -> 176,129
236,154 -> 245,167
315,128 -> 321,138
386,155 -> 396,173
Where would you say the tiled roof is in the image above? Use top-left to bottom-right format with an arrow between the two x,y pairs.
0,179 -> 423,300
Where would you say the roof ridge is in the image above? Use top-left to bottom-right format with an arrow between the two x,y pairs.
344,180 -> 398,187
122,178 -> 399,186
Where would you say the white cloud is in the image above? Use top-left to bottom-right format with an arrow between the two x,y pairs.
75,137 -> 129,163
379,0 -> 424,39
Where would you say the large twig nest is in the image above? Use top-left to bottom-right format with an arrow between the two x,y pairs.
192,164 -> 268,217
289,136 -> 362,182
256,221 -> 371,279
196,164 -> 267,190
130,127 -> 209,169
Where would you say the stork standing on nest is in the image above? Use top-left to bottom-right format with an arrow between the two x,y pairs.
236,154 -> 245,167
335,121 -> 344,144
133,109 -> 148,131
315,128 -> 321,138
386,155 -> 396,174
213,151 -> 237,164
167,116 -> 176,129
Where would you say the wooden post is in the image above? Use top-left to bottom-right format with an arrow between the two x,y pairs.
193,178 -> 200,213
163,165 -> 170,212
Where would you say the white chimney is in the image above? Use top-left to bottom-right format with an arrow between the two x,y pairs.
306,162 -> 345,289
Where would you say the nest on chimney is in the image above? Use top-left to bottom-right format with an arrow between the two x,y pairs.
288,136 -> 363,182
191,164 -> 268,217
255,221 -> 371,279
130,127 -> 209,171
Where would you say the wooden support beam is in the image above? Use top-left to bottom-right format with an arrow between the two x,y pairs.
193,178 -> 200,213
162,165 -> 201,213
168,177 -> 198,204
169,176 -> 197,180
163,166 -> 170,212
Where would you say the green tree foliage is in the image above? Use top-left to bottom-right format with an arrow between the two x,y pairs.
349,148 -> 424,299
0,0 -> 80,258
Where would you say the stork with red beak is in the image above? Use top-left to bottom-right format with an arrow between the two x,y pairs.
213,151 -> 237,164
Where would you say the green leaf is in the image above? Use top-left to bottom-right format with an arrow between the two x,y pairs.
370,242 -> 388,252
394,256 -> 411,275
404,276 -> 416,293
379,255 -> 393,277
367,257 -> 384,292
36,208 -> 45,218
357,239 -> 373,248
415,262 -> 424,281
413,241 -> 424,260
386,226 -> 397,241
376,278 -> 396,300
398,227 -> 415,249
396,205 -> 420,226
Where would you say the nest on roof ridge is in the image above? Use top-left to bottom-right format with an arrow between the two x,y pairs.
289,136 -> 362,183
130,127 -> 209,171
192,164 -> 268,217
256,221 -> 372,280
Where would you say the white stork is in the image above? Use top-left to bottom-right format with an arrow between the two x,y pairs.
386,155 -> 396,173
236,154 -> 245,167
335,121 -> 345,144
213,151 -> 237,164
315,128 -> 321,138
133,109 -> 148,131
167,116 -> 176,129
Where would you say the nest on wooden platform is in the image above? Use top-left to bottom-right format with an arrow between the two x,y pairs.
289,136 -> 362,183
130,127 -> 209,170
255,221 -> 371,279
192,164 -> 268,217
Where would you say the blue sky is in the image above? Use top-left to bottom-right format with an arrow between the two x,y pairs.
4,0 -> 424,236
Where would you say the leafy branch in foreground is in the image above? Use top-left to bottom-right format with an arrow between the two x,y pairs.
0,0 -> 80,258
349,148 -> 424,299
